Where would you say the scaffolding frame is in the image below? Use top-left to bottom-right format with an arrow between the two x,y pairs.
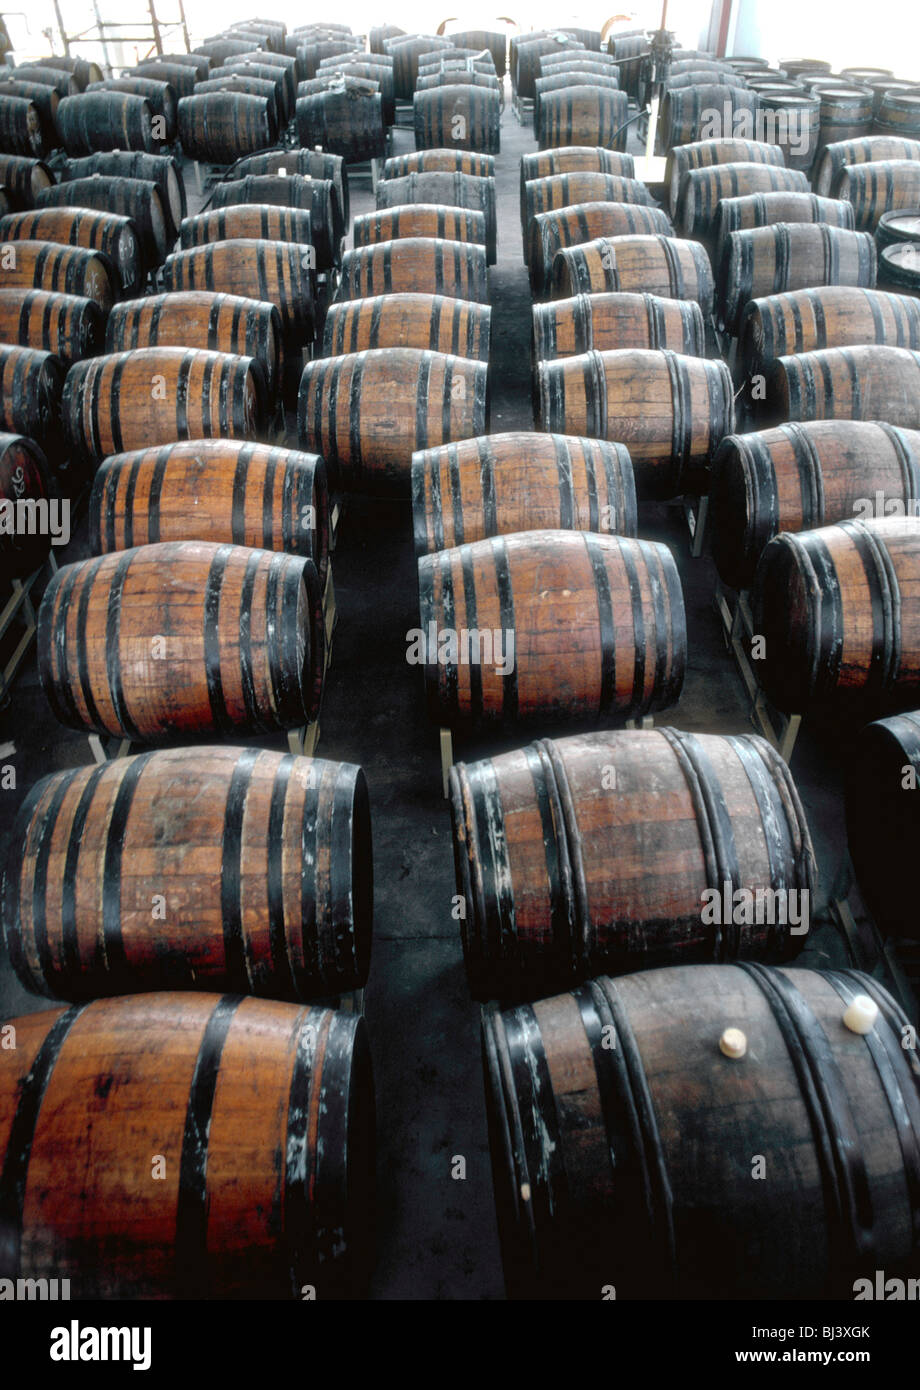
48,0 -> 190,70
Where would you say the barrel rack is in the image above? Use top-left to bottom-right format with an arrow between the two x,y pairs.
0,551 -> 58,706
713,576 -> 803,762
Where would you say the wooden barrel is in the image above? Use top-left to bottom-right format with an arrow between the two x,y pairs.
38,539 -> 323,738
878,241 -> 920,293
353,204 -> 486,248
9,65 -> 77,95
234,148 -> 348,226
85,77 -> 178,143
867,78 -> 920,118
847,711 -> 920,935
3,745 -> 367,1001
38,54 -> 104,88
413,84 -> 500,155
533,73 -> 622,135
482,962 -> 917,1298
88,439 -> 329,587
755,92 -> 821,172
0,287 -> 104,363
782,57 -> 832,78
336,238 -> 488,305
163,241 -> 315,345
177,92 -> 273,163
376,171 -> 496,264
420,530 -> 684,730
530,204 -> 674,297
0,344 -> 64,442
814,85 -> 874,155
663,68 -> 748,93
452,728 -> 813,996
295,84 -> 386,163
371,23 -> 405,54
0,992 -> 373,1298
384,150 -> 494,178
766,345 -> 920,427
513,35 -> 586,99
676,162 -> 810,239
0,239 -> 116,311
210,176 -> 341,272
58,151 -> 185,244
56,91 -> 156,155
0,430 -> 54,577
712,191 -> 855,263
191,76 -> 281,133
0,206 -> 142,296
411,432 -> 636,555
0,77 -> 59,149
551,235 -> 716,319
837,158 -> 920,230
538,349 -> 734,500
231,50 -> 297,106
138,50 -> 210,81
659,87 -> 760,155
449,29 -> 506,76
178,205 -> 313,257
131,60 -> 197,98
609,33 -> 648,99
520,148 -> 635,213
534,291 -> 706,360
0,154 -> 53,208
0,95 -> 43,157
36,177 -> 168,272
540,55 -> 617,79
877,209 -> 920,252
710,420 -> 920,589
318,61 -> 395,125
323,292 -> 490,360
738,285 -> 920,379
873,88 -> 920,139
522,172 -> 652,255
717,224 -> 877,333
299,347 -> 488,496
813,134 -> 920,196
664,137 -> 786,216
105,291 -> 283,402
752,516 -> 920,715
62,348 -> 264,462
538,88 -> 629,152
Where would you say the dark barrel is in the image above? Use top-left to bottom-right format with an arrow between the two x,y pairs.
36,177 -> 169,272
86,77 -> 178,144
176,92 -> 273,163
676,161 -> 810,240
56,92 -> 157,155
413,83 -> 500,155
234,148 -> 349,226
766,344 -> 920,427
659,86 -> 760,154
664,136 -> 786,216
209,175 -> 342,271
58,151 -> 186,244
0,154 -> 53,208
846,711 -> 920,935
0,343 -> 64,440
0,430 -> 54,577
0,94 -> 43,156
295,84 -> 386,162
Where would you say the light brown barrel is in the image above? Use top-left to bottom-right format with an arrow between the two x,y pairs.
0,430 -> 55,577
38,539 -> 324,738
0,94 -> 43,157
712,191 -> 855,264
353,204 -> 486,248
551,234 -> 716,319
322,292 -> 490,361
0,153 -> 53,208
335,238 -> 489,305
812,134 -> 920,196
0,992 -> 374,1298
376,171 -> 497,264
178,204 -> 313,255
89,439 -> 329,587
163,241 -> 315,345
209,175 -> 341,271
530,203 -> 674,297
710,420 -> 920,589
538,87 -> 629,151
873,88 -> 920,139
738,285 -> 920,379
717,224 -> 877,333
384,149 -> 494,177
176,92 -> 273,163
534,291 -> 706,361
413,83 -> 500,154
418,530 -> 685,728
659,86 -> 760,154
85,76 -> 178,143
836,158 -> 920,230
520,147 -> 635,218
299,347 -> 488,496
765,345 -> 920,428
35,176 -> 168,272
533,73 -> 623,139
538,348 -> 734,500
0,206 -> 142,296
411,432 -> 637,555
58,151 -> 186,244
0,344 -> 64,443
676,162 -> 810,240
0,287 -> 104,363
522,172 -> 653,260
664,136 -> 786,216
62,348 -> 264,463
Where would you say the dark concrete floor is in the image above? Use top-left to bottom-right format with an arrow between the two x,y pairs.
0,89 -> 917,1302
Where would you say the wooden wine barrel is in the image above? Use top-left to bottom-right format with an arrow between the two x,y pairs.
878,240 -> 920,293
130,60 -> 196,98
876,209 -> 920,252
323,292 -> 490,361
209,175 -> 341,272
38,539 -> 323,738
866,78 -> 920,117
738,285 -> 920,379
664,137 -> 786,216
191,77 -> 281,133
522,172 -> 653,258
371,23 -> 405,54
376,171 -> 497,264
609,33 -> 647,100
551,235 -> 716,319
529,203 -> 674,297
0,206 -> 142,296
752,516 -> 920,715
37,54 -> 103,89
62,348 -> 264,463
88,439 -> 329,586
450,29 -> 506,77
9,65 -> 77,96
35,177 -> 168,272
663,68 -> 748,93
675,162 -> 810,239
712,191 -> 855,263
3,744 -> 367,1000
539,55 -> 618,79
353,204 -> 486,248
538,348 -> 734,500
520,147 -> 635,214
766,345 -> 920,427
813,134 -> 920,196
318,61 -> 395,125
420,530 -> 684,730
299,347 -> 488,496
452,728 -> 813,996
659,86 -> 760,155
177,92 -> 273,163
56,91 -> 157,155
411,432 -> 636,555
231,50 -> 297,106
413,84 -> 500,155
0,77 -> 59,150
234,148 -> 349,225
295,84 -> 386,163
105,291 -> 282,402
163,241 -> 315,345
534,291 -> 706,360
58,151 -> 185,244
836,158 -> 920,230
482,962 -> 918,1298
513,35 -> 586,99
137,50 -> 210,81
814,85 -> 874,156
0,95 -> 43,157
178,205 -> 313,259
0,239 -> 116,312
717,224 -> 877,333
710,420 -> 920,589
196,37 -> 258,63
0,345 -> 64,443
538,87 -> 629,152
873,88 -> 920,139
533,73 -> 623,138
0,287 -> 104,364
0,992 -> 374,1298
336,239 -> 489,305
0,430 -> 54,577
384,149 -> 494,178
0,153 -> 53,208
755,92 -> 821,172
85,77 -> 178,143
846,711 -> 920,935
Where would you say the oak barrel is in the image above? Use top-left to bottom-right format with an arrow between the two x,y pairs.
0,430 -> 54,577
712,191 -> 855,263
0,206 -> 142,296
538,87 -> 629,152
533,291 -> 706,359
551,234 -> 715,318
664,137 -> 786,216
85,77 -> 178,144
353,204 -> 486,249
322,292 -> 490,361
335,238 -> 489,305
35,177 -> 168,272
56,91 -> 157,155
675,161 -> 810,240
738,285 -> 920,378
0,344 -> 64,441
837,158 -> 920,230
414,84 -> 500,155
659,86 -> 760,155
163,242 -> 315,345
234,148 -> 349,225
0,237 -> 117,312
384,149 -> 494,178
295,85 -> 386,163
0,154 -> 53,208
376,171 -> 497,264
765,344 -> 920,427
813,135 -> 920,196
178,204 -> 313,254
522,171 -> 653,258
717,224 -> 877,333
846,711 -> 920,936
209,175 -> 341,271
529,204 -> 674,297
0,95 -> 43,157
177,92 -> 273,163
0,287 -> 103,364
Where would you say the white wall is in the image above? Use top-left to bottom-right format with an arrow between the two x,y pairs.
730,0 -> 919,70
